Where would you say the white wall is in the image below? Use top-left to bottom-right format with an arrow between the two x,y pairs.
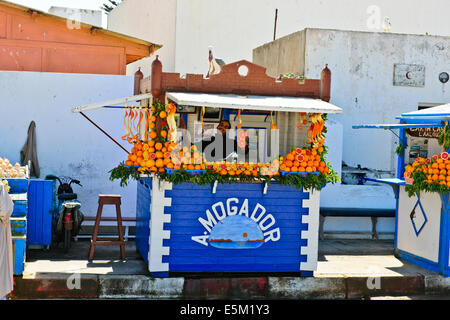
174,0 -> 450,76
109,0 -> 450,76
0,71 -> 137,219
303,29 -> 450,172
107,0 -> 177,77
48,6 -> 103,27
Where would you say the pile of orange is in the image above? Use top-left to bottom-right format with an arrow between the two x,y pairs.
169,145 -> 206,170
405,152 -> 450,186
206,162 -> 262,177
125,140 -> 176,173
279,147 -> 329,174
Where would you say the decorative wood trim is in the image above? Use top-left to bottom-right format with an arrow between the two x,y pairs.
146,57 -> 331,103
148,177 -> 172,273
300,188 -> 320,271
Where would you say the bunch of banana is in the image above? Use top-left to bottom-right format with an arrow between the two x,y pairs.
307,113 -> 325,147
166,103 -> 178,142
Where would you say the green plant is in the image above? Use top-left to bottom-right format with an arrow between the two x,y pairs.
395,144 -> 404,157
438,123 -> 450,150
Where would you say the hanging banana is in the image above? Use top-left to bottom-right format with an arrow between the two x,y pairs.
271,111 -> 277,130
237,109 -> 242,129
166,103 -> 178,143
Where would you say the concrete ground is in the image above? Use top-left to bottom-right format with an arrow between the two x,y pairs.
8,239 -> 450,300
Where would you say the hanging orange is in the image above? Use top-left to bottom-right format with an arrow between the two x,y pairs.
159,111 -> 167,119
155,142 -> 163,150
149,131 -> 157,139
160,130 -> 167,138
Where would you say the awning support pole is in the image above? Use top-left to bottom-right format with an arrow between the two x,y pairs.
79,112 -> 130,154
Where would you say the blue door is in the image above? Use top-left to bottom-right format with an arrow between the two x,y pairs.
27,180 -> 53,246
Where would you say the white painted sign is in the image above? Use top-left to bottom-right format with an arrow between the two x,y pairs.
191,198 -> 281,247
394,64 -> 425,87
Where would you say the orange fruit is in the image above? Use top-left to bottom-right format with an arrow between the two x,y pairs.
166,162 -> 174,169
432,174 -> 439,181
155,151 -> 164,159
300,161 -> 307,168
130,154 -> 137,162
286,153 -> 295,161
441,169 -> 447,175
187,164 -> 195,170
320,161 -> 326,167
318,147 -> 324,153
148,140 -> 155,147
220,169 -> 228,175
439,163 -> 446,170
125,160 -> 133,166
149,131 -> 157,139
284,160 -> 293,168
150,116 -> 156,122
306,167 -> 313,173
155,143 -> 163,150
149,122 -> 155,130
146,159 -> 155,168
159,111 -> 167,119
252,170 -> 258,176
293,161 -> 300,167
150,106 -> 155,113
148,147 -> 155,153
155,159 -> 164,168
161,131 -> 167,138
439,175 -> 446,181
291,167 -> 299,172
228,170 -> 236,176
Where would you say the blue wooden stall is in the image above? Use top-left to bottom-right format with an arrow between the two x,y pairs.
71,59 -> 343,277
354,103 -> 450,277
136,177 -> 320,277
6,176 -> 29,275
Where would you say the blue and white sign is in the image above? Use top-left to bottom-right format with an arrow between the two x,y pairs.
136,177 -> 321,277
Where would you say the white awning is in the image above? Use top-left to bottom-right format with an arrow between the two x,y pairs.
166,92 -> 342,114
71,93 -> 153,113
401,103 -> 450,117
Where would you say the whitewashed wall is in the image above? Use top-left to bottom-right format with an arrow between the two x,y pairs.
303,29 -> 450,172
0,71 -> 137,219
109,0 -> 450,76
107,0 -> 177,78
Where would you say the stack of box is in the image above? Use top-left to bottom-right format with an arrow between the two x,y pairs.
6,169 -> 29,275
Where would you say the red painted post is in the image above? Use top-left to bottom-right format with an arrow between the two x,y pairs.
151,55 -> 163,100
320,64 -> 331,102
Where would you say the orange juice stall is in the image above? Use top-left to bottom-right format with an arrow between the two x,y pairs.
72,57 -> 342,277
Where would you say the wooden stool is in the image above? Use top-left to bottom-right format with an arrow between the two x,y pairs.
88,195 -> 126,260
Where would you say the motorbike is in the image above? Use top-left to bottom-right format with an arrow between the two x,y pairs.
45,175 -> 84,252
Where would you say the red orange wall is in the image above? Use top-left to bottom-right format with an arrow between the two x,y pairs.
0,3 -> 151,75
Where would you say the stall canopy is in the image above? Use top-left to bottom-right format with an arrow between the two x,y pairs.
72,92 -> 343,114
398,103 -> 450,121
165,92 -> 343,114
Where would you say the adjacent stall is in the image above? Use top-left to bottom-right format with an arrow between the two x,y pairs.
0,159 -> 29,275
72,58 -> 342,277
354,104 -> 450,277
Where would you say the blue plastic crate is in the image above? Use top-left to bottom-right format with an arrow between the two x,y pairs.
12,236 -> 26,275
279,170 -> 320,176
10,218 -> 26,237
165,168 -> 206,175
5,179 -> 29,194
11,200 -> 27,218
